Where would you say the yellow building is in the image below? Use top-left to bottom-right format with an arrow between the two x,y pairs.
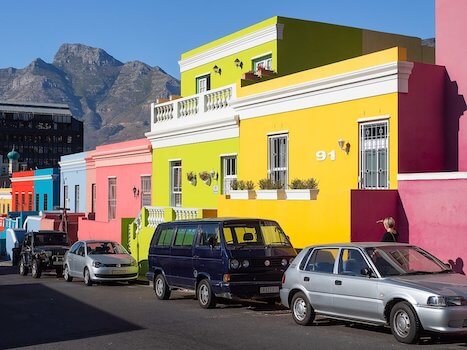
0,188 -> 12,215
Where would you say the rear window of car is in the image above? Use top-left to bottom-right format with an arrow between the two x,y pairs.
156,228 -> 175,246
173,226 -> 197,247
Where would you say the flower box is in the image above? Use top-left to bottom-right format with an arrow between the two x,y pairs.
256,189 -> 286,200
229,190 -> 256,200
285,189 -> 319,200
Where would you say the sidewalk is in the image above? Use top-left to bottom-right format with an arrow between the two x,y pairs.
0,260 -> 12,267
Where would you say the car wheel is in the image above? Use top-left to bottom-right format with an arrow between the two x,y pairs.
390,301 -> 421,344
63,265 -> 73,282
19,257 -> 28,276
56,266 -> 64,277
197,279 -> 216,309
291,292 -> 315,326
31,259 -> 42,279
83,268 -> 93,286
154,274 -> 170,300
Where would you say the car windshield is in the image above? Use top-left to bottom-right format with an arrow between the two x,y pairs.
87,242 -> 129,255
222,220 -> 291,248
366,246 -> 450,277
34,233 -> 68,246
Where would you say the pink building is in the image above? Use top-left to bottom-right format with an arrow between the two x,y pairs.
78,139 -> 152,244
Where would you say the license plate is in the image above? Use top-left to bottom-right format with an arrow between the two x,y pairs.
112,269 -> 129,274
260,286 -> 279,294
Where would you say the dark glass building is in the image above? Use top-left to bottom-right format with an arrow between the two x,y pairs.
0,101 -> 83,170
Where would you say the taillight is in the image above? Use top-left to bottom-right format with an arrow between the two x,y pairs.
281,274 -> 285,284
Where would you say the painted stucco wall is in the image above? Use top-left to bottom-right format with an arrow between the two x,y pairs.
398,179 -> 467,272
0,188 -> 11,215
152,138 -> 239,208
60,152 -> 88,213
85,150 -> 97,214
436,0 -> 467,171
78,139 -> 152,243
11,171 -> 34,212
34,168 -> 60,212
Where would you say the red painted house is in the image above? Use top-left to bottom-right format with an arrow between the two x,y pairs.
11,171 -> 35,212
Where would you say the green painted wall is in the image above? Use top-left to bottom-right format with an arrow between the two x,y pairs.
152,138 -> 239,209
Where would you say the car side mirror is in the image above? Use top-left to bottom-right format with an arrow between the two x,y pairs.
361,267 -> 374,278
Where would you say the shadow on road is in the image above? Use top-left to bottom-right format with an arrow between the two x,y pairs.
0,266 -> 18,276
0,283 -> 143,349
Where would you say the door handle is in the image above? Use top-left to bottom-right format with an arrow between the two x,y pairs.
304,276 -> 310,282
335,280 -> 342,285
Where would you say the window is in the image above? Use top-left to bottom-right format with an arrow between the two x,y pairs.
35,194 -> 39,211
43,194 -> 48,211
222,156 -> 237,195
198,224 -> 220,247
305,248 -> 338,273
174,226 -> 197,247
141,176 -> 151,207
14,193 -> 18,211
338,249 -> 370,277
253,54 -> 272,73
196,74 -> 211,93
63,185 -> 68,208
156,228 -> 175,246
108,178 -> 117,220
28,193 -> 32,211
268,134 -> 288,188
74,185 -> 80,212
21,193 -> 25,211
170,161 -> 182,207
359,121 -> 389,189
91,184 -> 96,213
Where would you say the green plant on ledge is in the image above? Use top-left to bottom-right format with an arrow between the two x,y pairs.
289,178 -> 319,189
258,178 -> 283,190
231,179 -> 255,190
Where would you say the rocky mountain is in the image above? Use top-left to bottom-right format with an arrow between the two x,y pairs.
0,44 -> 180,149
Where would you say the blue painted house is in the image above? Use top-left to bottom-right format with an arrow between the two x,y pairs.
33,168 -> 60,212
59,152 -> 87,213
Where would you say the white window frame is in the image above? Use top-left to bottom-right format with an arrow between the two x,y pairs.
359,120 -> 389,189
222,156 -> 237,195
253,54 -> 272,73
268,134 -> 288,188
108,178 -> 117,220
196,74 -> 210,93
141,175 -> 152,207
170,161 -> 182,207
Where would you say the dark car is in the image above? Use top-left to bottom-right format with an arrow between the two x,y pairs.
147,218 -> 297,309
19,230 -> 70,278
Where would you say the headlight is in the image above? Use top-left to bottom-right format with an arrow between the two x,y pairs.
229,259 -> 240,269
92,261 -> 102,268
242,260 -> 250,268
281,258 -> 288,267
427,296 -> 466,307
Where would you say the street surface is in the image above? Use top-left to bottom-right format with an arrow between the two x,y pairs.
0,265 -> 465,350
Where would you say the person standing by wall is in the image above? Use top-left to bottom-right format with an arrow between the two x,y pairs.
377,217 -> 399,242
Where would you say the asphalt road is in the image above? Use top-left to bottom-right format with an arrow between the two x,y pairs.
0,265 -> 465,350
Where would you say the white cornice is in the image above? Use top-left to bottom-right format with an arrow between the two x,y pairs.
10,174 -> 57,183
59,158 -> 87,172
178,23 -> 284,72
398,172 -> 467,181
0,194 -> 12,200
231,61 -> 414,120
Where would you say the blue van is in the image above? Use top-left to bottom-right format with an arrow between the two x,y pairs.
147,218 -> 297,308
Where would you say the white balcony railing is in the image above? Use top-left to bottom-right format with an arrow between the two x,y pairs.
147,206 -> 165,227
174,207 -> 199,221
152,84 -> 235,128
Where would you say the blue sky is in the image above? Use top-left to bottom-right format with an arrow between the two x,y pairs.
1,0 -> 435,78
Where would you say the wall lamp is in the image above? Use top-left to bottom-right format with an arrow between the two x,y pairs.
234,58 -> 243,69
132,186 -> 139,197
338,138 -> 351,154
213,65 -> 222,74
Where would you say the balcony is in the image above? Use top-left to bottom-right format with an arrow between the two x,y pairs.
147,85 -> 239,147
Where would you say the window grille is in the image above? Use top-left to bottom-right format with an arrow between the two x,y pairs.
74,185 -> 80,212
222,156 -> 237,194
108,178 -> 117,220
359,121 -> 389,189
268,134 -> 288,188
141,176 -> 152,207
170,161 -> 182,207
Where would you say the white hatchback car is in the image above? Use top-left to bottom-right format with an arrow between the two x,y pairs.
64,240 -> 138,286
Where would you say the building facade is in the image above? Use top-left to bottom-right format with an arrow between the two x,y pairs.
0,188 -> 11,215
0,101 -> 83,170
59,152 -> 88,213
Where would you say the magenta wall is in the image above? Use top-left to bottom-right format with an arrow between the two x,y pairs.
398,179 -> 467,274
436,0 -> 467,170
350,190 -> 408,243
398,63 -> 446,173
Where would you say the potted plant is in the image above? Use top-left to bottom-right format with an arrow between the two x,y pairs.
199,171 -> 211,185
286,178 -> 319,200
187,171 -> 197,185
256,178 -> 286,200
229,180 -> 256,200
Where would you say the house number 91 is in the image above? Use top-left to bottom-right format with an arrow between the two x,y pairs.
316,150 -> 336,161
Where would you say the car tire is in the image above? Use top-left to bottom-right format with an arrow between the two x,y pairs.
19,257 -> 28,276
154,274 -> 171,300
291,292 -> 315,326
56,266 -> 64,277
64,265 -> 73,282
84,268 -> 93,286
197,279 -> 216,309
31,259 -> 42,279
390,301 -> 421,344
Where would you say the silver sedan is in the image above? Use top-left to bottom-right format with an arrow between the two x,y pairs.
63,240 -> 138,286
280,243 -> 467,344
